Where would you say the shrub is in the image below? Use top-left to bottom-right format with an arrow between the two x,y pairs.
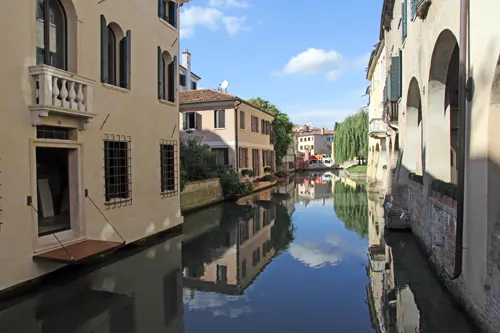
219,169 -> 253,199
431,179 -> 458,200
180,137 -> 217,190
241,169 -> 252,177
258,174 -> 276,182
274,170 -> 288,177
264,166 -> 273,173
408,172 -> 423,185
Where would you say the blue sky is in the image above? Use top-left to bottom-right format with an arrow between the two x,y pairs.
180,0 -> 382,127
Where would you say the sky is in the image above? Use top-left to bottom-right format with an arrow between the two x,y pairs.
180,0 -> 382,128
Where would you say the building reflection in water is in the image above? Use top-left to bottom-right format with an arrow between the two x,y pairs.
182,189 -> 279,296
0,235 -> 185,333
365,195 -> 478,333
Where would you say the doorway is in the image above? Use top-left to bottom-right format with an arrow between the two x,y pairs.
36,147 -> 72,237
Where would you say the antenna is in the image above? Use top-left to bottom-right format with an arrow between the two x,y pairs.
219,80 -> 229,92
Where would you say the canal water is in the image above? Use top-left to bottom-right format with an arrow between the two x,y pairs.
0,171 -> 478,333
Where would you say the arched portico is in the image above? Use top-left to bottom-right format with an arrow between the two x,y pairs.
427,29 -> 460,183
405,77 -> 423,175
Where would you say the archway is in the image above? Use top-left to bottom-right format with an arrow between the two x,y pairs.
427,29 -> 460,183
406,77 -> 423,175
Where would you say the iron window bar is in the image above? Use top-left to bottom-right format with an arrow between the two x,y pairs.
103,134 -> 132,208
160,139 -> 178,197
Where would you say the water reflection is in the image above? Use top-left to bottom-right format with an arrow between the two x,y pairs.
366,196 -> 478,333
0,235 -> 184,333
0,172 -> 478,333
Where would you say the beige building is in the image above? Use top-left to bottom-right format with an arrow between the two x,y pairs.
296,129 -> 334,155
369,0 -> 500,331
0,0 -> 188,293
180,89 -> 275,176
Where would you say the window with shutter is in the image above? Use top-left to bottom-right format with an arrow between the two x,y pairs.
100,15 -> 109,83
214,110 -> 225,128
389,56 -> 401,101
256,117 -> 259,133
192,81 -> 197,90
410,0 -> 417,20
179,74 -> 186,86
402,0 -> 408,41
157,47 -> 164,100
240,111 -> 245,129
167,56 -> 176,102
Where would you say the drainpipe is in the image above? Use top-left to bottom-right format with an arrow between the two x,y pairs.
234,100 -> 242,171
452,0 -> 469,280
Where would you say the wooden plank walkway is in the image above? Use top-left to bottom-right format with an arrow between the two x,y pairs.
34,239 -> 124,263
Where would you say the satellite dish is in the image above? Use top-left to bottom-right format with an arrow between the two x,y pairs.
220,80 -> 229,91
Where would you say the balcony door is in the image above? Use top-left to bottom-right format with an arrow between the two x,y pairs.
36,0 -> 67,70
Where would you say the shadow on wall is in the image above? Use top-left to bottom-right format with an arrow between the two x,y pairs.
181,129 -> 237,170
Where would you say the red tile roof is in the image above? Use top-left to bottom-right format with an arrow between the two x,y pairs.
180,89 -> 272,117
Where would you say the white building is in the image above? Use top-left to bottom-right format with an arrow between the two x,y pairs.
179,49 -> 201,91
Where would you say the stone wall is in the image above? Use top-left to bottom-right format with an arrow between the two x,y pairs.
404,180 -> 500,332
180,178 -> 223,213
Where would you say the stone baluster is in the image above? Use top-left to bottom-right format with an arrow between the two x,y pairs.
52,76 -> 60,107
76,83 -> 84,111
38,71 -> 53,106
68,81 -> 76,110
60,79 -> 69,108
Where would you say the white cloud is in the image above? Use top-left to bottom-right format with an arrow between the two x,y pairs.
288,107 -> 360,127
272,49 -> 372,82
289,242 -> 343,269
325,70 -> 342,81
222,16 -> 248,36
180,5 -> 248,38
273,48 -> 342,76
183,289 -> 252,318
209,0 -> 249,8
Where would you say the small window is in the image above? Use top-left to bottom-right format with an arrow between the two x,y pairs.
239,147 -> 248,168
213,148 -> 229,166
179,74 -> 186,86
300,146 -> 303,150
160,140 -> 178,195
241,259 -> 247,279
214,110 -> 225,128
191,81 -> 197,90
183,112 -> 197,130
158,48 -> 177,102
216,265 -> 228,284
252,247 -> 261,266
100,16 -> 131,89
104,136 -> 132,205
158,0 -> 178,28
240,111 -> 245,129
36,126 -> 70,140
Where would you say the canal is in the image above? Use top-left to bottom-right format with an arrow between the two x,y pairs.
0,171 -> 479,333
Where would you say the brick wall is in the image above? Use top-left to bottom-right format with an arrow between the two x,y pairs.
404,180 -> 500,332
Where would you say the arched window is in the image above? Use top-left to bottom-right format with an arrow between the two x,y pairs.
36,0 -> 67,70
100,16 -> 131,89
107,27 -> 116,85
157,48 -> 177,103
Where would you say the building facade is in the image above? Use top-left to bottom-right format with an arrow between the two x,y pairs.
369,0 -> 500,331
180,89 -> 275,176
0,0 -> 188,293
296,129 -> 334,155
179,49 -> 201,91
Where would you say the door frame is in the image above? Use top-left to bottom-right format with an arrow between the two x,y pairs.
30,139 -> 85,252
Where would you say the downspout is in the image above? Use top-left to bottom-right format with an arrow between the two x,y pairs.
234,100 -> 242,171
452,0 -> 469,280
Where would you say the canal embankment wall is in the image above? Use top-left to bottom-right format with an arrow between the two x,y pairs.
403,180 -> 500,333
180,178 -> 224,213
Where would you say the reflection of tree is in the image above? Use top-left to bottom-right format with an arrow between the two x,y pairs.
271,197 -> 296,255
333,182 -> 368,237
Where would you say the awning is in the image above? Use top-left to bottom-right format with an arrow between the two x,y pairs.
33,240 -> 124,263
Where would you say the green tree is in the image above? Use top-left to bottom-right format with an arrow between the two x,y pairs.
180,137 -> 217,190
333,182 -> 368,237
333,109 -> 368,164
247,98 -> 294,167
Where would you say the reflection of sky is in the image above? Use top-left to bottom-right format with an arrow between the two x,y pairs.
184,187 -> 372,333
183,290 -> 252,318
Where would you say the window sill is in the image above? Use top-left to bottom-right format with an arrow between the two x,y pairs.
102,83 -> 130,94
214,127 -> 226,130
159,17 -> 178,32
161,190 -> 179,197
105,198 -> 132,205
159,99 -> 177,107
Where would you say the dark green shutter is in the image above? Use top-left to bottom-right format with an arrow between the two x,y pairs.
168,1 -> 177,27
390,56 -> 401,101
158,47 -> 164,100
410,0 -> 417,20
402,0 -> 408,41
167,56 -> 176,102
100,15 -> 109,83
125,30 -> 131,89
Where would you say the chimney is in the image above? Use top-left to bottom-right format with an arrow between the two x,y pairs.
321,127 -> 325,135
182,49 -> 191,88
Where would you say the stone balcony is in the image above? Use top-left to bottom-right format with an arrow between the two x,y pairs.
369,118 -> 388,138
29,65 -> 96,129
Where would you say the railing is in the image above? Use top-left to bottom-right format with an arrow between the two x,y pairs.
369,118 -> 388,136
30,64 -> 94,113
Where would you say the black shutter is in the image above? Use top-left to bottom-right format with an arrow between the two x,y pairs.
125,30 -> 131,89
168,1 -> 178,27
100,15 -> 109,83
168,56 -> 176,102
158,0 -> 163,18
214,111 -> 218,128
158,47 -> 164,100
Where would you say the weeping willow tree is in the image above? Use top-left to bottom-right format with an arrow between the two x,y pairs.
333,182 -> 368,237
334,109 -> 368,164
